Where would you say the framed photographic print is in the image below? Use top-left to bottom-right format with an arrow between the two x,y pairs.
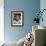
11,11 -> 24,27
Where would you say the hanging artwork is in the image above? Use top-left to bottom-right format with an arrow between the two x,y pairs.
11,11 -> 24,27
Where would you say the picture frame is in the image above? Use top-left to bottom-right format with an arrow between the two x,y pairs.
11,11 -> 24,27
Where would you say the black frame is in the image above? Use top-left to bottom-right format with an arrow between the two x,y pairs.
11,11 -> 24,27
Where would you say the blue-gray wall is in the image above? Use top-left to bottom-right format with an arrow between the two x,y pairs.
40,0 -> 46,27
4,0 -> 40,42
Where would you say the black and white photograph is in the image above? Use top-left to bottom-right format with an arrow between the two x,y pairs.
11,11 -> 24,27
